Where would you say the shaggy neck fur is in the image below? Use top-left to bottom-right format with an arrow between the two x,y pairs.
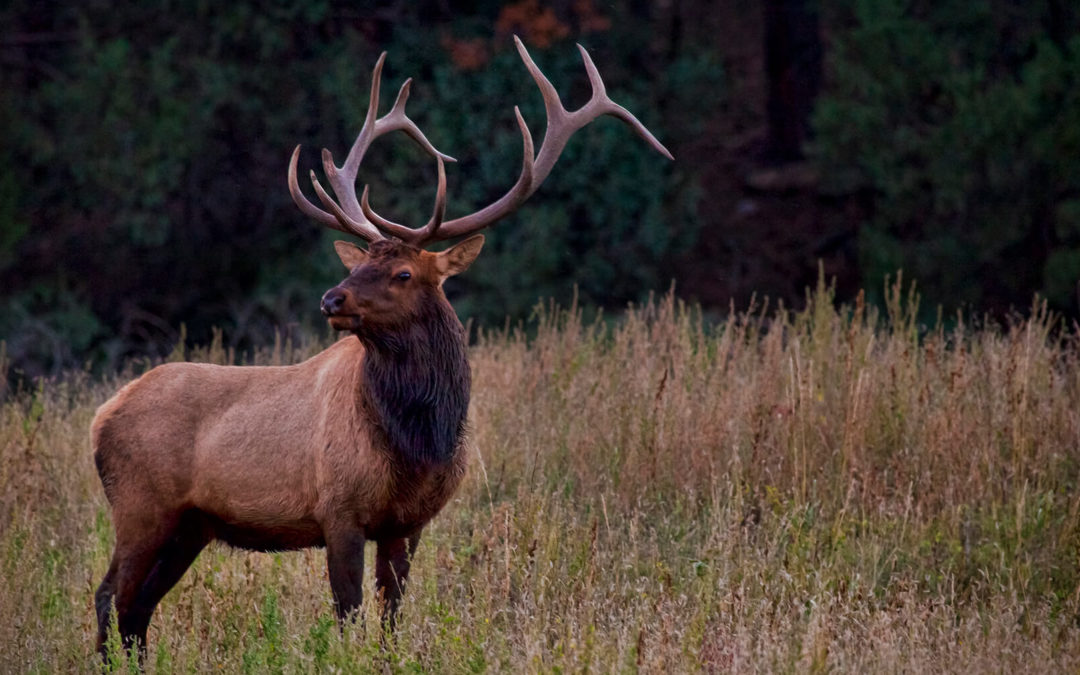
358,297 -> 470,467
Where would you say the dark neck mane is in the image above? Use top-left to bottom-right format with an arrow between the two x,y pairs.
359,298 -> 470,466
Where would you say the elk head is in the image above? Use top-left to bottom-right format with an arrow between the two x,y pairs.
320,237 -> 485,336
289,36 -> 673,334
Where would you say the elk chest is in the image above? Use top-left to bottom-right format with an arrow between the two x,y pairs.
362,447 -> 468,540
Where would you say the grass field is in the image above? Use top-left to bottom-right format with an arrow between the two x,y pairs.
3,279 -> 1080,672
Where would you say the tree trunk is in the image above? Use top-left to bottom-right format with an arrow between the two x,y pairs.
763,0 -> 822,162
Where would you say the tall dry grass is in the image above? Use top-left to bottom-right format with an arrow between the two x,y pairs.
2,279 -> 1079,672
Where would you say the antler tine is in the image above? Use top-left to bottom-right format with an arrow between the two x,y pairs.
289,52 -> 455,243
359,156 -> 450,245
421,156 -> 449,240
310,52 -> 388,234
325,62 -> 456,225
409,35 -> 671,244
339,52 -> 387,178
376,79 -> 457,164
573,44 -> 674,160
526,37 -> 673,183
310,169 -> 384,241
289,145 -> 350,232
362,107 -> 536,244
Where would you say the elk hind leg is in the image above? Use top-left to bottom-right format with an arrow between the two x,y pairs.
98,508 -> 185,662
130,511 -> 211,635
94,560 -> 119,655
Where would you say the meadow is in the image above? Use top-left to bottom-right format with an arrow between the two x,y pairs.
2,278 -> 1080,672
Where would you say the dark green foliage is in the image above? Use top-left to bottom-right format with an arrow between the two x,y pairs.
0,2 -> 706,378
2,1 -> 349,376
814,0 -> 1080,314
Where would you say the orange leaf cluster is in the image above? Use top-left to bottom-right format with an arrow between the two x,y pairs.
440,35 -> 491,71
573,0 -> 611,34
496,0 -> 571,48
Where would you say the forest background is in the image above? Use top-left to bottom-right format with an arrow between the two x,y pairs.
3,0 -> 1080,382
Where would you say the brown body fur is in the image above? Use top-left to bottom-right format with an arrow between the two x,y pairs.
91,238 -> 481,659
93,338 -> 466,550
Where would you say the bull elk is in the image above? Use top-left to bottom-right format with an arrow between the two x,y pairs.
91,36 -> 670,659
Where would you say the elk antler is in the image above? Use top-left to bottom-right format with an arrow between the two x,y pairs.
288,52 -> 456,242
292,37 -> 672,247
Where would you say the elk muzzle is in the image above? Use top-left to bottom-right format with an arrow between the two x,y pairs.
321,286 -> 366,332
321,287 -> 348,317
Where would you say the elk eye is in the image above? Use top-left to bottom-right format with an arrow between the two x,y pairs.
396,271 -> 411,281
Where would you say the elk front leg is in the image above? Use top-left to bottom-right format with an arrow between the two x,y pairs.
325,528 -> 366,623
375,532 -> 421,631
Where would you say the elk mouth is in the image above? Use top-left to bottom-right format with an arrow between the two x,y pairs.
326,314 -> 362,331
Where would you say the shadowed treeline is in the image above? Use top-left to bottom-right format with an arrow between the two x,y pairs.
2,1 -> 1080,382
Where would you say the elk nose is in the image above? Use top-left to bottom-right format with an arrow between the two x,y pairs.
321,288 -> 347,316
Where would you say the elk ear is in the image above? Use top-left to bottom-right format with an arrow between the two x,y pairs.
436,235 -> 484,279
333,241 -> 368,270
